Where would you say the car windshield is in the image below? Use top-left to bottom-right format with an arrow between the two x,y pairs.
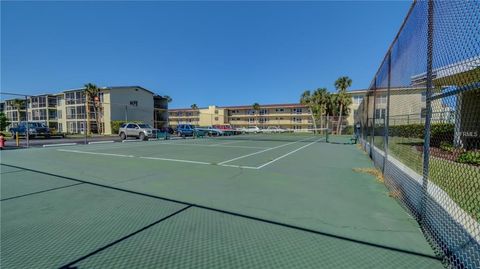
138,124 -> 152,128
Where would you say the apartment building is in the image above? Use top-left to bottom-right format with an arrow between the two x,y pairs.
1,86 -> 168,135
169,103 -> 314,129
225,104 -> 313,129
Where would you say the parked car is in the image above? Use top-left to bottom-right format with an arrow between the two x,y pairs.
213,125 -> 237,135
159,127 -> 174,134
176,124 -> 196,137
262,126 -> 287,133
240,126 -> 261,134
196,126 -> 224,136
118,122 -> 158,140
9,122 -> 51,139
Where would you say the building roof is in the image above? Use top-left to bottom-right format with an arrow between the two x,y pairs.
63,86 -> 156,95
221,103 -> 307,109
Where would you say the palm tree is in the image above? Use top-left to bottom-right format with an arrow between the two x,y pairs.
300,90 -> 316,129
84,83 -> 102,134
252,102 -> 260,126
334,76 -> 352,135
311,88 -> 329,129
190,104 -> 198,110
164,95 -> 173,103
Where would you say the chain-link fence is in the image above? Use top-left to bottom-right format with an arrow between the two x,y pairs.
355,1 -> 479,268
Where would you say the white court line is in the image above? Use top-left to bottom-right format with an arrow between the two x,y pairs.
138,156 -> 212,165
43,143 -> 77,148
256,138 -> 322,169
88,140 -> 114,145
218,164 -> 259,170
122,140 -> 143,143
218,137 -> 316,165
57,149 -> 134,158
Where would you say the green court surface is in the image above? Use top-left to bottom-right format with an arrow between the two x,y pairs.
0,134 -> 443,268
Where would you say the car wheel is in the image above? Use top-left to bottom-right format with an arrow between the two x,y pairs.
120,132 -> 127,140
139,132 -> 146,141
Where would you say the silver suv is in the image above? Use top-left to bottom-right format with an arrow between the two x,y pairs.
119,122 -> 158,141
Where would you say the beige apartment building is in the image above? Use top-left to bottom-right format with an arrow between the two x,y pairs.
169,103 -> 314,129
2,86 -> 168,135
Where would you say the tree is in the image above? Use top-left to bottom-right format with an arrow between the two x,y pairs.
0,112 -> 10,131
84,83 -> 103,134
252,102 -> 260,126
334,76 -> 353,135
164,95 -> 173,103
300,89 -> 330,129
190,104 -> 198,110
311,88 -> 330,129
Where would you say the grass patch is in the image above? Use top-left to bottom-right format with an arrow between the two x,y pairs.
387,137 -> 480,222
353,167 -> 384,184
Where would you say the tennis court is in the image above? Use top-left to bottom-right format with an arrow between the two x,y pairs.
0,133 -> 443,268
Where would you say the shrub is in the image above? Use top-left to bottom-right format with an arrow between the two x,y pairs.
111,121 -> 125,134
457,151 -> 480,165
439,141 -> 454,152
343,125 -> 354,135
430,123 -> 455,147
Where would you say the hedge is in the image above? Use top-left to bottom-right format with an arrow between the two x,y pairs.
371,123 -> 454,146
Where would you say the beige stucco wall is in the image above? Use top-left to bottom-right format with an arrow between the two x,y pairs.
108,87 -> 154,134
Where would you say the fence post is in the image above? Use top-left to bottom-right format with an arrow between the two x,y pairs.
25,95 -> 29,148
421,0 -> 435,223
371,80 -> 377,157
383,51 -> 392,173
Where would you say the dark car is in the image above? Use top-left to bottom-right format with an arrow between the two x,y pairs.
9,122 -> 51,139
176,124 -> 196,137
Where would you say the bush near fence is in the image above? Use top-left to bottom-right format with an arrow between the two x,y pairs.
372,123 -> 455,147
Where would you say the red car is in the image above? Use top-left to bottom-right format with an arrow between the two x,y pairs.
213,125 -> 238,135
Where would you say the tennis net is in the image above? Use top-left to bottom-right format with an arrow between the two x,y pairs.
203,128 -> 331,143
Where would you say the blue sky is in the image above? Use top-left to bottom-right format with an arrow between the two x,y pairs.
1,1 -> 411,108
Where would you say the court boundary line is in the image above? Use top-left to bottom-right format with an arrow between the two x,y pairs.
256,138 -> 322,169
218,137 -> 316,165
56,149 -> 259,169
0,163 -> 442,262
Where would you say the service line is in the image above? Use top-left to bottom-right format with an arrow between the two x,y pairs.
218,137 -> 316,165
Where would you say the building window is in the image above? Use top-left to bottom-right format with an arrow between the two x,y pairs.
57,110 -> 63,119
292,117 -> 302,123
292,108 -> 303,114
259,118 -> 268,123
275,108 -> 284,112
353,96 -> 364,105
259,109 -> 268,115
130,101 -> 138,107
376,94 -> 387,105
66,92 -> 76,105
421,92 -> 426,102
248,118 -> 255,123
354,109 -> 358,118
215,117 -> 219,121
67,107 -> 76,119
375,108 -> 386,119
215,110 -> 218,114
